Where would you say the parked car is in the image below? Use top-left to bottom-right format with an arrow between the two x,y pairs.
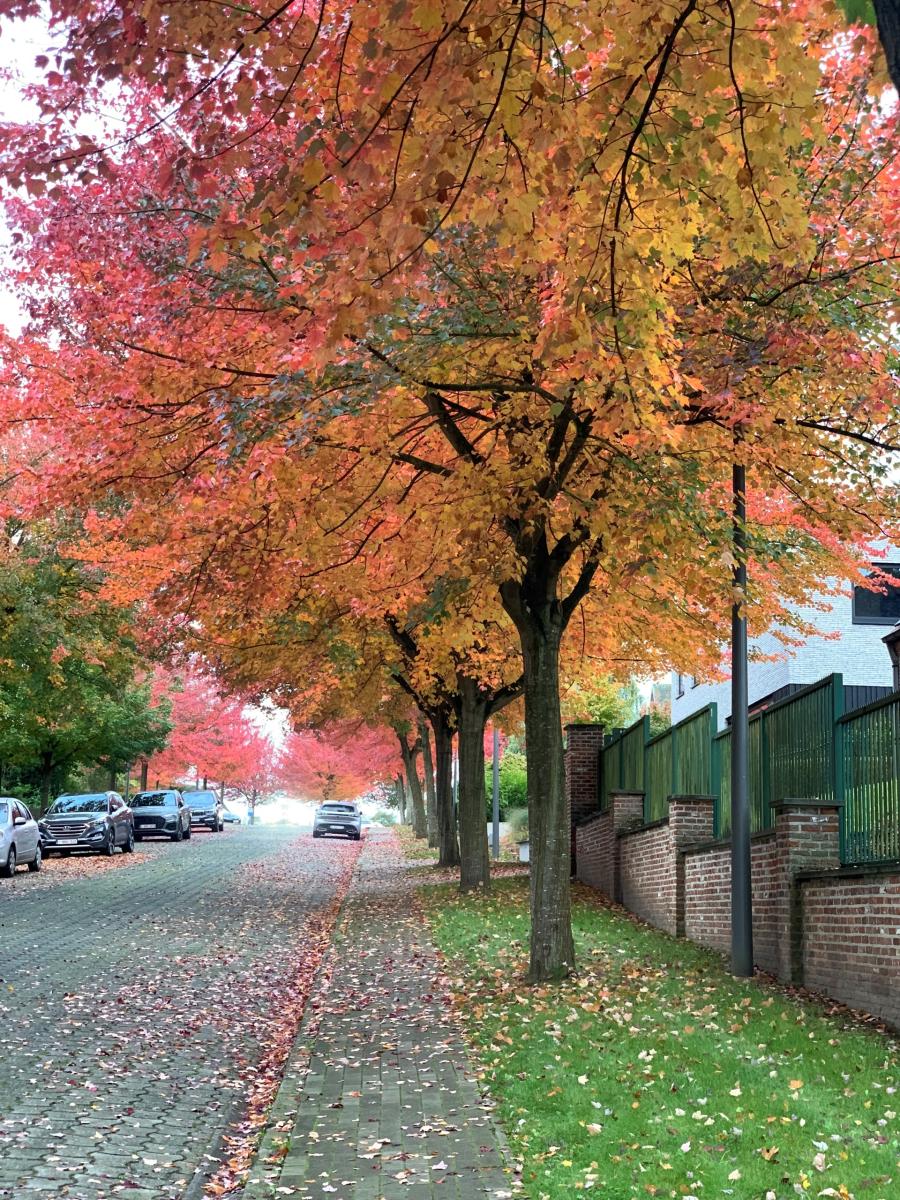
313,802 -> 363,840
130,789 -> 192,841
182,790 -> 225,832
0,797 -> 42,876
39,792 -> 135,857
222,809 -> 242,825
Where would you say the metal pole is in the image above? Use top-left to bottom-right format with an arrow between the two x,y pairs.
492,724 -> 501,860
731,461 -> 754,976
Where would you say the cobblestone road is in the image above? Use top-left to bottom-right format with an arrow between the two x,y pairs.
0,826 -> 356,1199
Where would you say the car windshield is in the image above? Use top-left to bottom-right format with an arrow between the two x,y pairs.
48,794 -> 109,814
131,791 -> 176,808
186,792 -> 216,805
321,804 -> 355,813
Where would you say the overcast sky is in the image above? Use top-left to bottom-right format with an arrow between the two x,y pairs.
1,15 -> 47,333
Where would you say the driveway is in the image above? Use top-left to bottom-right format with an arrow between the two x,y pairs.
0,825 -> 358,1199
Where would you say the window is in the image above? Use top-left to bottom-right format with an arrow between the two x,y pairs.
676,674 -> 685,698
690,676 -> 700,689
852,564 -> 900,625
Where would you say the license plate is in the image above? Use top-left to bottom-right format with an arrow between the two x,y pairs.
329,825 -> 346,831
138,821 -> 153,826
57,839 -> 78,846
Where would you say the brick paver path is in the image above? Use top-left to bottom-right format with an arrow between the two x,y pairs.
245,832 -> 515,1200
0,826 -> 356,1199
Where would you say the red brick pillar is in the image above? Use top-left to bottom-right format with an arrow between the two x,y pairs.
668,796 -> 717,936
565,724 -> 605,873
608,790 -> 645,902
772,799 -> 841,982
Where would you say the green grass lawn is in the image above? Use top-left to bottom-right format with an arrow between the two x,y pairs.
425,878 -> 900,1200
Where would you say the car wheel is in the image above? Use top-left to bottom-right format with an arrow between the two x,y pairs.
122,829 -> 135,854
104,829 -> 116,856
312,830 -> 321,838
135,833 -> 143,842
171,822 -> 184,842
28,844 -> 42,872
184,823 -> 192,840
2,846 -> 16,877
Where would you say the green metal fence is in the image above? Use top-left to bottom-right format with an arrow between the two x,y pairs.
601,706 -> 718,823
597,672 -> 900,865
714,675 -> 841,838
841,692 -> 900,864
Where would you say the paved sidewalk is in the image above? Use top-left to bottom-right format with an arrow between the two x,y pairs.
244,833 -> 516,1200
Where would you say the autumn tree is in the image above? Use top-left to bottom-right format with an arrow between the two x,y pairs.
0,525 -> 170,806
2,4 -> 899,977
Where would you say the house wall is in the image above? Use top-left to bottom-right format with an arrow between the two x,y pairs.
672,587 -> 895,729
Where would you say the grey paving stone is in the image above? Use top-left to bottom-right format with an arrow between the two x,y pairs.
243,834 -> 518,1200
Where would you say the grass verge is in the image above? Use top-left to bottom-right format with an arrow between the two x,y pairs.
425,877 -> 899,1200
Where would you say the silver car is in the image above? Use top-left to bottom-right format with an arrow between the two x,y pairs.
313,802 -> 363,840
0,797 -> 42,877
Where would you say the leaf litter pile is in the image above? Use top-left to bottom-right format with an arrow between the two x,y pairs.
426,877 -> 900,1200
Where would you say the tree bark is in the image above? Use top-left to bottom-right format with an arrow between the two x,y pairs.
457,675 -> 491,892
395,773 -> 407,824
140,759 -> 149,790
39,752 -> 54,814
873,0 -> 900,92
502,584 -> 574,982
431,712 -> 459,867
399,735 -> 427,838
419,715 -> 440,848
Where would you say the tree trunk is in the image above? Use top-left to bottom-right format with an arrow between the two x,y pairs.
503,587 -> 574,982
399,735 -> 427,838
39,753 -> 54,814
431,713 -> 459,867
396,773 -> 407,824
140,759 -> 149,790
108,764 -> 117,790
457,675 -> 491,892
874,0 -> 900,92
419,715 -> 439,848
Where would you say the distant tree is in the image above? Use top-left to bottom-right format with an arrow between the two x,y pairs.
0,528 -> 170,807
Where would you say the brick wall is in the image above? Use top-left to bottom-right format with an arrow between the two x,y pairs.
802,870 -> 900,1028
575,791 -> 644,900
684,835 -> 779,974
565,725 -> 605,873
620,821 -> 679,933
574,787 -> 900,1031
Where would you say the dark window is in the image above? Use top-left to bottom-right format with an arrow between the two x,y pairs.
852,565 -> 900,625
132,791 -> 177,808
690,676 -> 700,689
49,794 -> 110,814
675,674 -> 685,698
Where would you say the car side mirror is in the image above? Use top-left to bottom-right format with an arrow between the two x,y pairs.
14,815 -> 28,827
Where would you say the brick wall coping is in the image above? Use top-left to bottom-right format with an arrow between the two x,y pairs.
565,722 -> 605,731
795,861 -> 900,883
667,794 -> 718,804
608,790 -> 645,799
617,816 -> 669,839
682,829 -> 777,856
770,796 -> 844,810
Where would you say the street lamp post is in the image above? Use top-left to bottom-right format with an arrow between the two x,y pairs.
731,461 -> 754,977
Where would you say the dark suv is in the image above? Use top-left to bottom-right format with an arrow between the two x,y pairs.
40,792 -> 135,857
131,790 -> 192,841
182,790 -> 225,832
